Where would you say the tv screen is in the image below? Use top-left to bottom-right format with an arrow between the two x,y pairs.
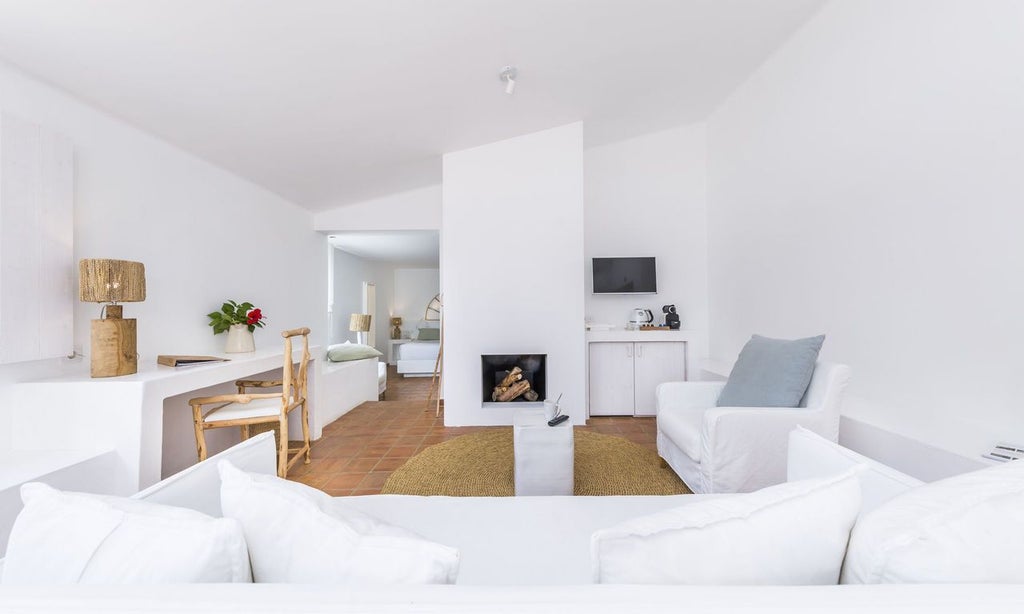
592,257 -> 657,294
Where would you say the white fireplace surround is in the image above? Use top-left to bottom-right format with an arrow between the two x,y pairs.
441,123 -> 586,426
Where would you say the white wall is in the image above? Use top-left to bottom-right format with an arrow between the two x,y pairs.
314,185 -> 441,231
706,0 -> 1024,465
393,268 -> 441,338
443,123 -> 586,426
0,60 -> 324,451
584,124 -> 709,373
331,248 -> 377,346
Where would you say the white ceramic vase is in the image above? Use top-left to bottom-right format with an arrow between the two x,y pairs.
224,323 -> 255,353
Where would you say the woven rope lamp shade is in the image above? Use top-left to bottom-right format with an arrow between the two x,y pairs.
79,259 -> 146,378
349,313 -> 371,345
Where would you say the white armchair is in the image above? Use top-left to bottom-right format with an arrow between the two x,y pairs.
655,362 -> 851,494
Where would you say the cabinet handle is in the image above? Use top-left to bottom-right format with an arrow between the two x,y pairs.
626,344 -> 632,358
637,344 -> 643,359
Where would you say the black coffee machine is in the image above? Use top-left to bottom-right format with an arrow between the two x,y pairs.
662,305 -> 681,330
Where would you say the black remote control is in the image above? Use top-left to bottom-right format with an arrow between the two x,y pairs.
547,414 -> 569,426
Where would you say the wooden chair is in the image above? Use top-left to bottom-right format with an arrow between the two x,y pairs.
189,327 -> 312,478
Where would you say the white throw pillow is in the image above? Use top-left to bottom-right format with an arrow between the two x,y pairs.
1,483 -> 250,585
591,469 -> 862,584
842,458 -> 1024,584
218,460 -> 460,584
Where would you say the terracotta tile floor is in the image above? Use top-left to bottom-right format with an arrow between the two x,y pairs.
287,365 -> 658,496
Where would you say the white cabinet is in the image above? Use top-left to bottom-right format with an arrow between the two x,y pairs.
633,342 -> 687,416
586,332 -> 689,417
588,342 -> 636,416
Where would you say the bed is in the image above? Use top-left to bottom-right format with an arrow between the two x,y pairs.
396,340 -> 440,377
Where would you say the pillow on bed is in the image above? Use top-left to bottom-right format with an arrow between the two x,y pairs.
416,328 -> 440,341
326,342 -> 382,362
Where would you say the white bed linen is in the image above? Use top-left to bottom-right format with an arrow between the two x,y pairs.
397,341 -> 441,361
0,583 -> 1021,613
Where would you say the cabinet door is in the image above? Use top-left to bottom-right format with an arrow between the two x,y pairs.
588,342 -> 635,416
633,342 -> 687,416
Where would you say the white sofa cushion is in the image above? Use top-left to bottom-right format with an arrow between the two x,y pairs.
218,461 -> 460,584
591,469 -> 862,584
1,483 -> 250,585
787,427 -> 923,514
345,493 -> 711,585
842,458 -> 1024,584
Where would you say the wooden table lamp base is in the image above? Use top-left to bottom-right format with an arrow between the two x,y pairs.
90,305 -> 138,377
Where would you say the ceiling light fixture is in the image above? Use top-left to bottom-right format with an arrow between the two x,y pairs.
499,66 -> 517,95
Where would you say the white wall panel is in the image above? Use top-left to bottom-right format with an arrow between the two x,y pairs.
0,113 -> 73,364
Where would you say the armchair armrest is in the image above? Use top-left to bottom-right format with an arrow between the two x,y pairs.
655,381 -> 726,414
700,406 -> 828,493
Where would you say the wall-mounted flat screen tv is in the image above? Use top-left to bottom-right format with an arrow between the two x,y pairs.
592,257 -> 657,294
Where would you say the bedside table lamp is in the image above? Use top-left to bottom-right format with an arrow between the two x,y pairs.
79,259 -> 146,378
390,316 -> 402,339
349,313 -> 371,345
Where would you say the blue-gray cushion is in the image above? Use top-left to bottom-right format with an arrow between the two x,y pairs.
326,343 -> 383,362
716,334 -> 825,408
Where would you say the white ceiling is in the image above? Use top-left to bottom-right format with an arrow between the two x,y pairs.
330,231 -> 439,266
0,0 -> 823,210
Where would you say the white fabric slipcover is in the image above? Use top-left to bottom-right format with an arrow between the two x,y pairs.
218,461 -> 460,584
591,469 -> 862,584
3,583 -> 1023,613
787,427 -> 922,514
1,483 -> 250,585
842,456 -> 1024,584
656,362 -> 851,493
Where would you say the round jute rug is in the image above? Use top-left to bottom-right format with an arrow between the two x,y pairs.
381,429 -> 691,496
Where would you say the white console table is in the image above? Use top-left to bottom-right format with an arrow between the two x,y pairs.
9,346 -> 321,493
586,330 -> 696,417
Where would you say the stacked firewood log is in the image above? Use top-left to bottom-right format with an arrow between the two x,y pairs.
490,366 -> 540,402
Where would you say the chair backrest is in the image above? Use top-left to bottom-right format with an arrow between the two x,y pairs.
798,361 -> 851,440
281,327 -> 311,405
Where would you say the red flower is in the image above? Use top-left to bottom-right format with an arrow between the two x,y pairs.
246,309 -> 263,326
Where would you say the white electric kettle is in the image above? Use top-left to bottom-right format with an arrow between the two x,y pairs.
628,308 -> 654,329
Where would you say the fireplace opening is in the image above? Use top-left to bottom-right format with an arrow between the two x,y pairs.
481,354 -> 547,403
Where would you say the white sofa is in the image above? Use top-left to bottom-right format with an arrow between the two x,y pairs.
1,430 -> 1021,612
656,361 -> 850,494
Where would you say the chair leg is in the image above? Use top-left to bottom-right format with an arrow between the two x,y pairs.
191,403 -> 207,462
300,400 -> 311,464
277,415 -> 289,478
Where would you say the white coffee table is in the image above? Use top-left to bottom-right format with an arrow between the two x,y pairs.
513,408 -> 574,496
